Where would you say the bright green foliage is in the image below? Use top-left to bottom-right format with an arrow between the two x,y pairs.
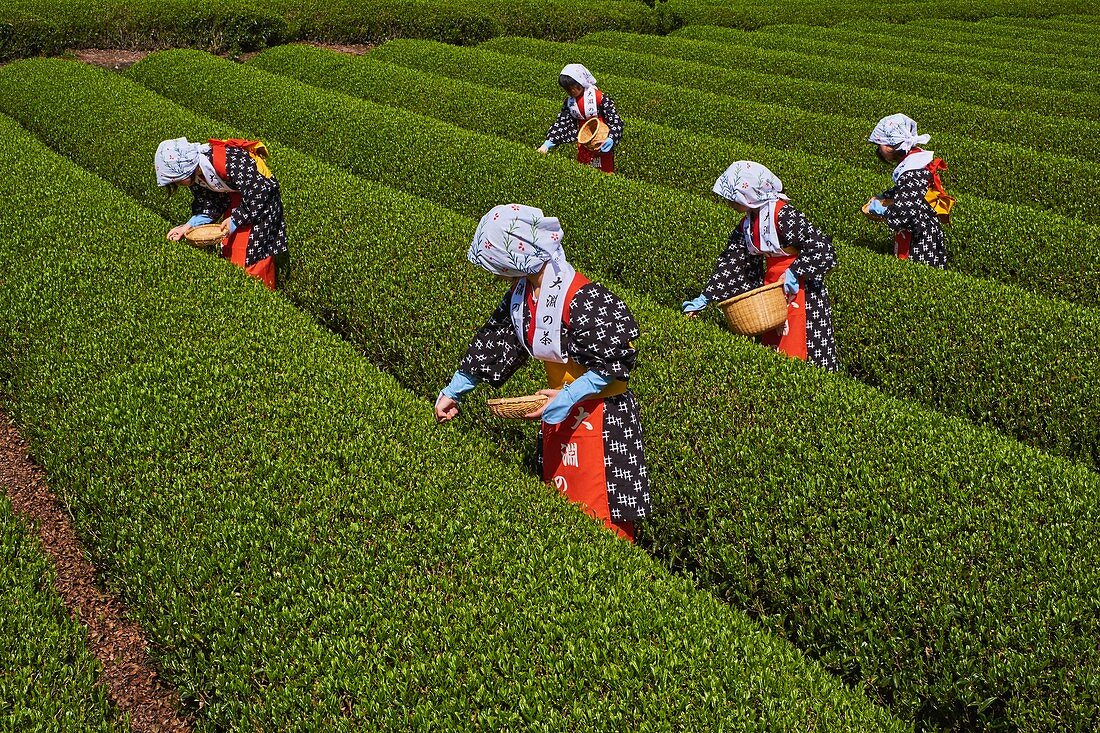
0,0 -> 676,61
898,15 -> 1100,56
622,26 -> 1100,121
117,50 -> 1100,467
0,498 -> 124,731
663,0 -> 1100,30
5,58 -> 1100,731
973,14 -> 1100,45
473,35 -> 1098,222
758,21 -> 1094,71
0,110 -> 906,731
688,22 -> 1097,93
250,42 -> 1100,306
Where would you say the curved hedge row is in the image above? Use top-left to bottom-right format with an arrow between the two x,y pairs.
972,15 -> 1100,45
877,16 -> 1100,56
0,0 -> 676,61
662,0 -> 1100,30
107,50 -> 1100,467
9,58 -> 1099,731
627,27 -> 1100,122
251,42 -> 1100,306
762,21 -> 1094,71
690,22 -> 1097,93
475,35 -> 1097,222
0,498 -> 122,731
0,108 -> 901,731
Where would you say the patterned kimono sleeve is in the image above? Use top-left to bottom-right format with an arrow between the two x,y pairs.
701,228 -> 762,303
566,284 -> 639,381
881,169 -> 931,234
190,185 -> 230,221
547,99 -> 580,146
458,293 -> 531,387
599,94 -> 625,143
223,148 -> 281,231
780,206 -> 837,281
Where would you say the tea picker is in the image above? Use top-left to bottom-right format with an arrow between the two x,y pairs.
434,204 -> 650,541
683,161 -> 839,371
537,64 -> 624,174
863,114 -> 953,268
155,137 -> 289,290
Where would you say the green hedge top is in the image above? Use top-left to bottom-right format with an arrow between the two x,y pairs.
0,497 -> 123,731
10,57 -> 1100,730
0,109 -> 903,731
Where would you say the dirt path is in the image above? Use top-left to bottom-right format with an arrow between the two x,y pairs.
77,41 -> 371,71
0,414 -> 193,733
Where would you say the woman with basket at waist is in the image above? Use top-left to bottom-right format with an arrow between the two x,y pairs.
537,64 -> 624,174
682,161 -> 839,371
156,137 -> 289,290
434,204 -> 649,541
863,114 -> 950,269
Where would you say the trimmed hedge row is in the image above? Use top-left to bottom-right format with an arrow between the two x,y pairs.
477,35 -> 1098,222
0,497 -> 123,731
111,50 -> 1100,468
866,16 -> 1100,57
631,27 -> 1100,122
0,0 -> 676,61
763,21 -> 1094,71
0,0 -> 288,59
662,0 -> 1100,30
0,107 -> 903,730
11,58 -> 1100,731
683,21 -> 1097,94
252,42 -> 1100,306
974,15 -> 1100,45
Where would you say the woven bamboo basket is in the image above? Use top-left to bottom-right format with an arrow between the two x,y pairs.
185,223 -> 224,248
487,394 -> 549,419
717,281 -> 788,336
577,118 -> 610,152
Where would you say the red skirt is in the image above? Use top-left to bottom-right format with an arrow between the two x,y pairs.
220,195 -> 275,290
576,145 -> 615,174
759,252 -> 808,361
541,397 -> 634,541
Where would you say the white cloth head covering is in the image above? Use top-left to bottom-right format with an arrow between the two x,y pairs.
154,137 -> 232,193
468,204 -> 566,278
868,114 -> 931,152
559,64 -> 596,88
713,161 -> 790,257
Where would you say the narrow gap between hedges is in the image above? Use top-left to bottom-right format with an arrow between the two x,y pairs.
71,41 -> 372,73
0,412 -> 194,733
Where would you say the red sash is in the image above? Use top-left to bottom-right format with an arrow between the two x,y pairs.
210,139 -> 275,290
747,201 -> 808,361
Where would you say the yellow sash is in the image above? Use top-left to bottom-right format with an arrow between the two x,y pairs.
544,360 -> 628,398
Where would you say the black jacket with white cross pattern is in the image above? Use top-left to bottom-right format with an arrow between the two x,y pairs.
879,168 -> 947,269
190,147 -> 289,267
459,281 -> 640,387
546,94 -> 625,148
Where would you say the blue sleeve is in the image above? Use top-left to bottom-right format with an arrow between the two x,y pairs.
542,370 -> 611,425
440,370 -> 480,402
186,213 -> 215,227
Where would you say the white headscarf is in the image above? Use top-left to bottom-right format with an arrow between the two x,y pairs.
154,137 -> 232,193
868,114 -> 931,152
713,161 -> 790,256
468,205 -> 575,363
560,64 -> 596,88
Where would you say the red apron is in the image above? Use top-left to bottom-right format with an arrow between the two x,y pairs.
525,273 -> 634,541
210,139 -> 276,290
574,90 -> 615,175
749,201 -> 808,361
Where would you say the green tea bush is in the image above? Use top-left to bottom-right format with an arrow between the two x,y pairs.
107,50 -> 1100,466
759,21 -> 1094,71
474,35 -> 1098,222
879,15 -> 1100,56
625,26 -> 1100,121
973,14 -> 1100,45
0,110 -> 902,731
681,22 -> 1097,94
5,60 -> 1099,730
0,0 -> 674,61
251,42 -> 1100,306
0,497 -> 124,731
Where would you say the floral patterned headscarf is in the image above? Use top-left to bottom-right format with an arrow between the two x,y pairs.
868,114 -> 931,152
468,204 -> 566,278
713,161 -> 790,257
